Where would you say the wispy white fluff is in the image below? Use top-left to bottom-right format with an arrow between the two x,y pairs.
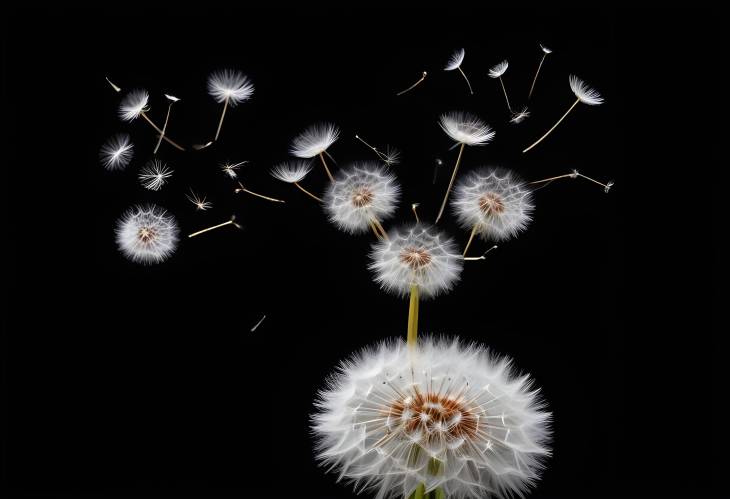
488,60 -> 509,78
444,48 -> 465,71
221,160 -> 247,179
369,223 -> 462,299
569,75 -> 604,105
509,107 -> 530,124
540,43 -> 552,54
139,159 -> 173,191
452,168 -> 534,241
439,111 -> 495,146
118,89 -> 149,121
99,133 -> 134,170
207,69 -> 254,106
186,189 -> 212,211
270,160 -> 313,183
312,336 -> 552,499
164,93 -> 180,102
290,122 -> 340,158
115,204 -> 179,264
324,162 -> 401,234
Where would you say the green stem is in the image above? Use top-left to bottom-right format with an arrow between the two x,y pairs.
407,284 -> 420,348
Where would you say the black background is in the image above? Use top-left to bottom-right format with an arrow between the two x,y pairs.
2,6 -> 720,499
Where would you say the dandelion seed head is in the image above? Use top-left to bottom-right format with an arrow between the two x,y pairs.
118,89 -> 149,122
99,133 -> 134,171
488,60 -> 509,78
383,146 -> 401,166
439,111 -> 495,146
115,204 -> 179,264
569,75 -> 604,105
444,48 -> 466,71
509,107 -> 530,124
221,161 -> 244,179
139,159 -> 173,191
186,190 -> 212,211
207,69 -> 254,106
270,160 -> 313,184
540,43 -> 552,54
290,122 -> 340,158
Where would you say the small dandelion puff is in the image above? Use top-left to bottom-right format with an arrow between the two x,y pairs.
115,204 -> 179,265
270,161 -> 322,203
207,69 -> 255,141
312,337 -> 552,499
139,159 -> 173,191
444,48 -> 473,95
186,189 -> 212,211
436,111 -> 495,223
220,160 -> 247,179
529,44 -> 554,100
510,107 -> 531,124
523,75 -> 604,153
290,122 -> 340,181
488,60 -> 512,112
396,70 -> 427,96
99,133 -> 134,171
452,168 -> 535,256
324,162 -> 401,239
118,89 -> 185,151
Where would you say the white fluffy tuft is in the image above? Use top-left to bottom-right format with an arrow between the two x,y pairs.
540,43 -> 552,54
312,336 -> 552,499
115,204 -> 179,265
444,48 -> 466,71
439,111 -> 495,146
139,159 -> 173,191
369,223 -> 462,299
118,89 -> 149,122
509,107 -> 531,124
270,160 -> 313,184
207,69 -> 254,106
452,168 -> 534,241
488,60 -> 509,78
290,122 -> 340,158
324,162 -> 401,234
569,75 -> 604,105
99,133 -> 134,170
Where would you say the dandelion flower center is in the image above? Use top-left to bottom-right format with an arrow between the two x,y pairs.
137,227 -> 157,243
399,247 -> 432,269
478,192 -> 505,215
351,187 -> 374,207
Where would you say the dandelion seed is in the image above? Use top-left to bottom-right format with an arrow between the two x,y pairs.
118,89 -> 185,151
250,314 -> 267,332
153,93 -> 181,154
220,160 -> 247,179
488,60 -> 512,113
115,204 -> 179,264
105,76 -> 122,93
411,203 -> 420,223
510,106 -> 531,124
139,159 -> 173,191
444,48 -> 473,95
234,181 -> 285,203
528,43 -> 553,100
396,70 -> 428,96
207,69 -> 254,142
523,75 -> 604,153
270,161 -> 322,202
355,134 -> 401,166
186,189 -> 212,211
188,215 -> 242,238
529,169 -> 614,192
290,122 -> 340,181
99,133 -> 134,171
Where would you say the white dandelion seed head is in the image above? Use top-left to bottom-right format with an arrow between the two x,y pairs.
569,75 -> 604,106
439,111 -> 495,146
221,161 -> 246,179
509,107 -> 530,124
383,145 -> 401,166
164,93 -> 180,102
139,159 -> 173,191
324,162 -> 401,235
118,89 -> 149,122
186,190 -> 212,211
369,223 -> 462,299
207,69 -> 254,106
99,133 -> 134,171
270,160 -> 313,184
452,168 -> 534,242
444,48 -> 465,71
115,204 -> 179,265
312,336 -> 552,499
488,60 -> 509,78
540,43 -> 552,54
290,122 -> 340,158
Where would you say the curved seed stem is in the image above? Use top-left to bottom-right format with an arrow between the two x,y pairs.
463,224 -> 479,257
371,217 -> 389,240
236,182 -> 285,203
140,112 -> 185,151
528,54 -> 547,100
435,142 -> 465,223
499,76 -> 512,112
214,97 -> 229,142
457,66 -> 474,95
522,98 -> 580,153
153,102 -> 174,154
293,182 -> 322,202
319,152 -> 334,182
396,71 -> 427,96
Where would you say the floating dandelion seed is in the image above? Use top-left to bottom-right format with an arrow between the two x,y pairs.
510,107 -> 531,124
118,89 -> 185,151
444,48 -> 473,95
452,168 -> 534,257
530,169 -> 614,193
270,161 -> 322,202
153,93 -> 181,154
290,122 -> 340,182
324,162 -> 401,239
436,111 -> 495,223
220,160 -> 247,179
207,69 -> 254,142
312,337 -> 551,499
488,60 -> 512,113
355,134 -> 401,166
234,181 -> 285,203
411,203 -> 420,223
250,314 -> 267,332
105,76 -> 122,93
523,75 -> 604,153
99,133 -> 134,171
396,70 -> 428,96
186,189 -> 212,211
139,159 -> 173,191
528,43 -> 553,100
188,215 -> 242,238
115,204 -> 179,264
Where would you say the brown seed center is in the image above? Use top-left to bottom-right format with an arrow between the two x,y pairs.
138,227 -> 156,243
478,192 -> 504,215
352,187 -> 374,207
399,247 -> 432,269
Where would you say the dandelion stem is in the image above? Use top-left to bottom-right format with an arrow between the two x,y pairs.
188,220 -> 235,238
369,220 -> 384,240
153,102 -> 174,154
396,71 -> 427,96
140,112 -> 185,151
457,66 -> 474,95
235,182 -> 285,203
435,142 -> 465,223
412,204 -> 420,223
522,97 -> 580,153
407,284 -> 420,349
530,171 -> 613,191
355,134 -> 388,162
528,54 -> 547,100
463,245 -> 498,261
463,224 -> 479,257
371,217 -> 389,240
499,76 -> 512,112
294,182 -> 323,202
319,152 -> 334,182
412,484 -> 425,499
214,97 -> 229,142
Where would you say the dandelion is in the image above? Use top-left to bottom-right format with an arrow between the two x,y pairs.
139,159 -> 173,191
355,134 -> 402,166
312,337 -> 552,499
118,89 -> 185,151
509,107 -> 530,124
290,122 -> 340,181
523,75 -> 604,153
444,48 -> 473,95
153,93 -> 181,154
324,163 -> 401,239
207,69 -> 254,141
234,181 -> 286,203
436,112 -> 495,223
188,215 -> 242,238
529,169 -> 614,193
396,70 -> 428,96
186,189 -> 212,211
270,161 -> 322,202
452,168 -> 534,257
528,43 -> 553,100
220,160 -> 247,179
488,60 -> 512,112
115,204 -> 179,264
99,133 -> 134,171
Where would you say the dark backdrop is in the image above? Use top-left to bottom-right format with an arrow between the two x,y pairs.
2,6 -> 718,499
